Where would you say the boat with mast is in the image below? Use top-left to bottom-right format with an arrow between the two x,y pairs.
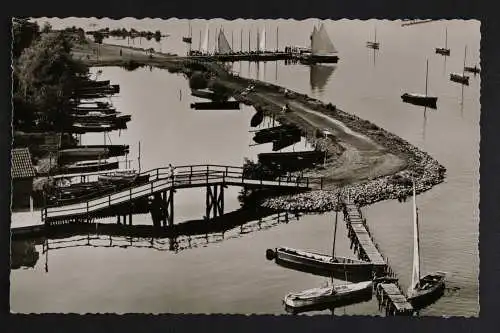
182,21 -> 193,44
450,45 -> 470,85
435,27 -> 450,56
406,180 -> 446,309
282,205 -> 373,312
401,59 -> 438,109
366,26 -> 380,50
300,23 -> 339,64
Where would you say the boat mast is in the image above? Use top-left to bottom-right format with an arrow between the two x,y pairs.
240,29 -> 243,52
445,27 -> 448,49
409,179 -> 421,294
463,45 -> 467,76
199,30 -> 202,51
331,192 -> 340,284
425,59 -> 429,96
276,26 -> 279,52
374,26 -> 377,43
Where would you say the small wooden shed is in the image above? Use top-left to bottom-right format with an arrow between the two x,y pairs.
12,148 -> 37,209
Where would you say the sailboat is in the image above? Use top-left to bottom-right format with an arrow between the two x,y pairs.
450,46 -> 470,85
464,65 -> 480,75
406,180 -> 446,309
366,26 -> 380,50
435,27 -> 450,56
182,21 -> 192,44
259,26 -> 266,53
301,23 -> 339,64
217,28 -> 233,55
200,25 -> 209,55
401,59 -> 438,109
282,207 -> 373,312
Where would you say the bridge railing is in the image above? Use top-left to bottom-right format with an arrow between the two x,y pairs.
43,164 -> 323,220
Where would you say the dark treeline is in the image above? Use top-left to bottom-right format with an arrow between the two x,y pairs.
12,18 -> 91,131
87,27 -> 165,43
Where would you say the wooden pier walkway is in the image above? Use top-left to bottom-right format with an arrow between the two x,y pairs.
42,164 -> 323,224
343,201 -> 414,316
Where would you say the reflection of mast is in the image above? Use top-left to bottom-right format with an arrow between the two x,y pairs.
422,107 -> 427,141
460,83 -> 465,118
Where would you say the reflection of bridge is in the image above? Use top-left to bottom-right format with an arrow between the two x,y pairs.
38,211 -> 301,256
42,164 -> 323,226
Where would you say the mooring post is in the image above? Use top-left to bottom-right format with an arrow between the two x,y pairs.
168,189 -> 174,227
212,185 -> 218,217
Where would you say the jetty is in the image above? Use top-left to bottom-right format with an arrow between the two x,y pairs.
343,200 -> 414,316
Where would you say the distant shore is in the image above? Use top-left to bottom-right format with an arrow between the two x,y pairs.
71,41 -> 446,212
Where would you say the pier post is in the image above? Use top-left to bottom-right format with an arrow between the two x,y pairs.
206,184 -> 225,220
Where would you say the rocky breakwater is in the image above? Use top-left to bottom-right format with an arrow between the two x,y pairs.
254,88 -> 446,212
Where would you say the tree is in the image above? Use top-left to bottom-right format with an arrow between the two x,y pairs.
16,32 -> 89,129
12,18 -> 40,59
41,22 -> 52,33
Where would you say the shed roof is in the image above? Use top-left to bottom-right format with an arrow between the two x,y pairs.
12,148 -> 36,179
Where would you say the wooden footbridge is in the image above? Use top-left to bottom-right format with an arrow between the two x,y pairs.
41,164 -> 323,226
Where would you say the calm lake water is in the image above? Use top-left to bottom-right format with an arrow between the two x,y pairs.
11,19 -> 479,316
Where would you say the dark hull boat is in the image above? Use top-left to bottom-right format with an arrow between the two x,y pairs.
58,160 -> 119,174
407,272 -> 446,310
299,23 -> 339,64
435,48 -> 450,56
401,93 -> 437,109
69,123 -> 115,133
190,101 -> 240,110
450,73 -> 469,85
250,110 -> 265,127
464,65 -> 480,75
402,59 -> 438,109
406,181 -> 446,310
366,42 -> 380,50
435,28 -> 450,56
69,112 -> 117,121
267,247 -> 375,280
182,37 -> 192,43
77,79 -> 111,88
300,54 -> 339,64
191,89 -> 228,102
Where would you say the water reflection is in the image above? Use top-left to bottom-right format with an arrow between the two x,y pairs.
15,209 -> 303,272
310,64 -> 336,96
11,240 -> 40,270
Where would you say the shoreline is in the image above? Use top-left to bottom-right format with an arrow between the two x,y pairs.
70,41 -> 446,212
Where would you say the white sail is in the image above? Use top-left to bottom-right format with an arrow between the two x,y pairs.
310,26 -> 318,50
312,23 -> 338,56
259,27 -> 266,52
217,29 -> 232,54
201,25 -> 209,54
409,180 -> 421,296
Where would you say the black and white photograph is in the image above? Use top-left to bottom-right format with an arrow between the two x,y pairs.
10,17 -> 479,317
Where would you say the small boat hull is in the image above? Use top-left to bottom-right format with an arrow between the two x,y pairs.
190,101 -> 240,110
366,42 -> 380,50
58,161 -> 119,175
250,110 -> 265,127
407,272 -> 446,310
401,93 -> 437,109
268,247 -> 375,280
450,73 -> 470,85
464,66 -> 480,75
284,281 -> 373,310
435,48 -> 450,56
300,54 -> 339,64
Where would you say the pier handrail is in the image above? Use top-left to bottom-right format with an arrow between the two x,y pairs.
42,164 -> 323,221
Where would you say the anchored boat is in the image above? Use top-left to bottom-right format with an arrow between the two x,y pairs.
406,180 -> 446,309
282,206 -> 373,313
300,23 -> 339,64
366,26 -> 380,50
464,65 -> 480,75
267,247 -> 374,278
450,46 -> 470,85
401,59 -> 438,109
435,27 -> 450,56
